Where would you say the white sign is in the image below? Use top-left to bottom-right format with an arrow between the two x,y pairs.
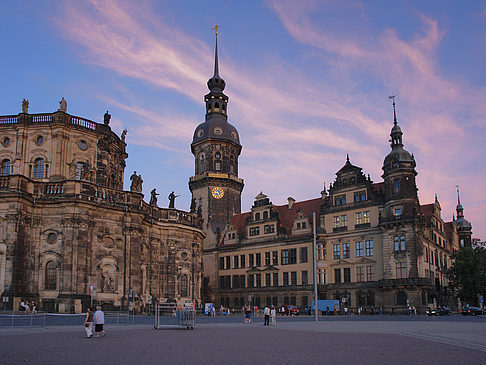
90,285 -> 94,292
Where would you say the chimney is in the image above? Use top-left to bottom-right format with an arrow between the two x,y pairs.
287,197 -> 295,210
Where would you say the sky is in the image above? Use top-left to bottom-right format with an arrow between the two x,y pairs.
0,0 -> 485,239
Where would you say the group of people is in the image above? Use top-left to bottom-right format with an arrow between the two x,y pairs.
243,305 -> 277,325
83,306 -> 106,338
19,300 -> 37,314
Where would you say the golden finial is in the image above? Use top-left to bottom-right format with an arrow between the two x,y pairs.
212,25 -> 219,36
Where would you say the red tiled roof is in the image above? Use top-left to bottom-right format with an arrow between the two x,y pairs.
421,203 -> 434,224
229,198 -> 322,238
444,221 -> 454,241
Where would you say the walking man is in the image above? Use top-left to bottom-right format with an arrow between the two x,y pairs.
263,305 -> 270,326
84,307 -> 94,338
94,305 -> 106,337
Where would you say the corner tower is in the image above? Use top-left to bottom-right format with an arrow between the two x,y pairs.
189,31 -> 244,251
454,187 -> 472,247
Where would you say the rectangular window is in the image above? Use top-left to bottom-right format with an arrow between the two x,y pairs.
225,256 -> 231,269
248,274 -> 255,288
265,273 -> 271,287
341,215 -> 347,227
343,243 -> 350,258
302,271 -> 308,285
363,211 -> 370,224
333,244 -> 340,260
249,227 -> 260,236
394,235 -> 406,251
215,161 -> 221,171
300,247 -> 308,263
317,244 -> 323,260
283,272 -> 289,286
289,248 -> 297,264
355,212 -> 362,225
232,275 -> 240,289
356,267 -> 364,282
273,272 -> 278,287
366,266 -> 375,281
234,255 -> 239,269
219,257 -> 225,270
354,191 -> 366,202
256,253 -> 261,267
365,240 -> 374,256
290,296 -> 296,306
256,274 -> 262,287
318,269 -> 325,284
291,271 -> 297,286
394,208 -> 402,216
272,251 -> 278,265
282,250 -> 289,265
356,241 -> 363,257
219,276 -> 225,289
302,296 -> 308,308
265,252 -> 271,266
396,262 -> 407,278
264,224 -> 275,234
334,216 -> 340,228
240,255 -> 246,268
334,269 -> 341,283
249,254 -> 254,267
302,222 -> 306,229
343,268 -> 351,283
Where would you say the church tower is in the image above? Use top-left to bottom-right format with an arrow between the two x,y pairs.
454,188 -> 472,248
189,31 -> 244,249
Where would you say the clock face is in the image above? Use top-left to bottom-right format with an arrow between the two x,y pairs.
212,187 -> 224,199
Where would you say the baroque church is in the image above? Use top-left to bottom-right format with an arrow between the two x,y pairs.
0,35 -> 474,313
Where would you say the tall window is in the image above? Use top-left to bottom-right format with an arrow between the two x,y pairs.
45,261 -> 57,290
300,247 -> 308,263
394,235 -> 406,251
355,212 -> 362,225
365,240 -> 374,256
0,159 -> 11,176
333,244 -> 340,259
356,267 -> 364,282
248,274 -> 255,288
283,272 -> 289,286
273,272 -> 278,286
179,274 -> 188,297
356,241 -> 363,257
289,249 -> 297,264
301,271 -> 308,285
265,252 -> 271,266
75,162 -> 84,180
363,211 -> 370,223
33,158 -> 45,179
396,262 -> 407,278
397,291 -> 407,305
240,255 -> 246,268
249,254 -> 255,267
343,268 -> 351,283
291,271 -> 297,285
334,269 -> 341,283
334,216 -> 340,228
281,250 -> 289,265
225,256 -> 231,269
256,253 -> 261,267
366,266 -> 375,281
341,215 -> 347,227
393,179 -> 401,195
265,273 -> 271,287
318,269 -> 325,284
219,257 -> 225,270
343,243 -> 350,258
249,227 -> 260,236
272,251 -> 278,265
256,274 -> 262,287
234,255 -> 239,269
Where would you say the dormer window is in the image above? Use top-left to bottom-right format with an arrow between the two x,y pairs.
263,211 -> 268,219
255,212 -> 260,220
335,195 -> 346,206
354,191 -> 366,202
393,179 -> 401,195
394,208 -> 402,217
214,102 -> 220,112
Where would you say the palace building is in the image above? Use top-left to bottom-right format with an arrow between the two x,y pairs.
0,103 -> 204,313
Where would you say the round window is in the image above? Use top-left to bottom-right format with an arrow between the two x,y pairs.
197,129 -> 204,138
78,140 -> 88,150
3,137 -> 10,147
214,127 -> 223,136
46,232 -> 57,244
36,136 -> 44,145
181,252 -> 188,259
231,131 -> 237,140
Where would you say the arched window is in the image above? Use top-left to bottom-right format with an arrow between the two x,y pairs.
199,154 -> 205,173
180,274 -> 188,297
255,212 -> 260,221
75,162 -> 84,180
33,158 -> 45,179
263,211 -> 269,219
222,104 -> 226,113
0,159 -> 10,176
45,261 -> 57,290
396,290 -> 407,306
214,102 -> 220,112
393,179 -> 401,195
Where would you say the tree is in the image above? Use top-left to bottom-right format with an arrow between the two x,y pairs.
447,246 -> 486,306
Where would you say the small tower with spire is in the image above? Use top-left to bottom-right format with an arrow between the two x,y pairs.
454,186 -> 472,247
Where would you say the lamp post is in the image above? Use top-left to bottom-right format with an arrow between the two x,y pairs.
2,284 -> 9,311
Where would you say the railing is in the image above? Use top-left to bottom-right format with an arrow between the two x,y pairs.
45,183 -> 64,194
0,112 -> 100,132
379,213 -> 418,225
0,115 -> 18,124
333,226 -> 348,233
0,176 -> 9,188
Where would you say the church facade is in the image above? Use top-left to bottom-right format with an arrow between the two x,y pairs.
191,40 -> 473,313
0,104 -> 204,313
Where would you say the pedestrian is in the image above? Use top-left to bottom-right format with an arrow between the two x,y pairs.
412,305 -> 417,316
379,306 -> 383,316
333,305 -> 337,316
391,306 -> 395,315
408,305 -> 412,316
326,306 -> 330,316
31,302 -> 37,314
25,301 -> 31,314
270,305 -> 277,325
94,305 -> 106,337
84,307 -> 94,338
263,306 -> 270,326
244,305 -> 252,324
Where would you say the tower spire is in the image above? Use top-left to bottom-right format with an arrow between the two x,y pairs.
456,185 -> 461,204
207,25 -> 226,94
212,25 -> 219,77
389,95 -> 397,125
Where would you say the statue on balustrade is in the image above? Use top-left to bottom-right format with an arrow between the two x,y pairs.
59,97 -> 67,112
22,99 -> 29,114
150,188 -> 159,206
121,128 -> 127,143
168,191 -> 179,209
190,198 -> 196,213
130,171 -> 143,193
104,110 -> 111,125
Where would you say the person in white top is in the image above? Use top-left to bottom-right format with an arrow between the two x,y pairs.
94,305 -> 106,337
263,306 -> 270,326
270,306 -> 277,325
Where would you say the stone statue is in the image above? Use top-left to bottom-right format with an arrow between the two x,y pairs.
150,188 -> 159,206
81,161 -> 92,181
168,191 -> 179,209
102,271 -> 114,292
59,97 -> 67,112
197,204 -> 202,217
130,171 -> 143,193
22,99 -> 29,114
190,198 -> 196,213
121,128 -> 127,143
104,110 -> 111,125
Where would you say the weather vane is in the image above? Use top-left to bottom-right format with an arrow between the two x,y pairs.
212,25 -> 219,36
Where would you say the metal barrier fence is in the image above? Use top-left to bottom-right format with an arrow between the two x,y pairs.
154,303 -> 195,330
0,312 -> 155,328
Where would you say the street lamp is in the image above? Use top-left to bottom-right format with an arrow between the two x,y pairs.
3,284 -> 9,311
